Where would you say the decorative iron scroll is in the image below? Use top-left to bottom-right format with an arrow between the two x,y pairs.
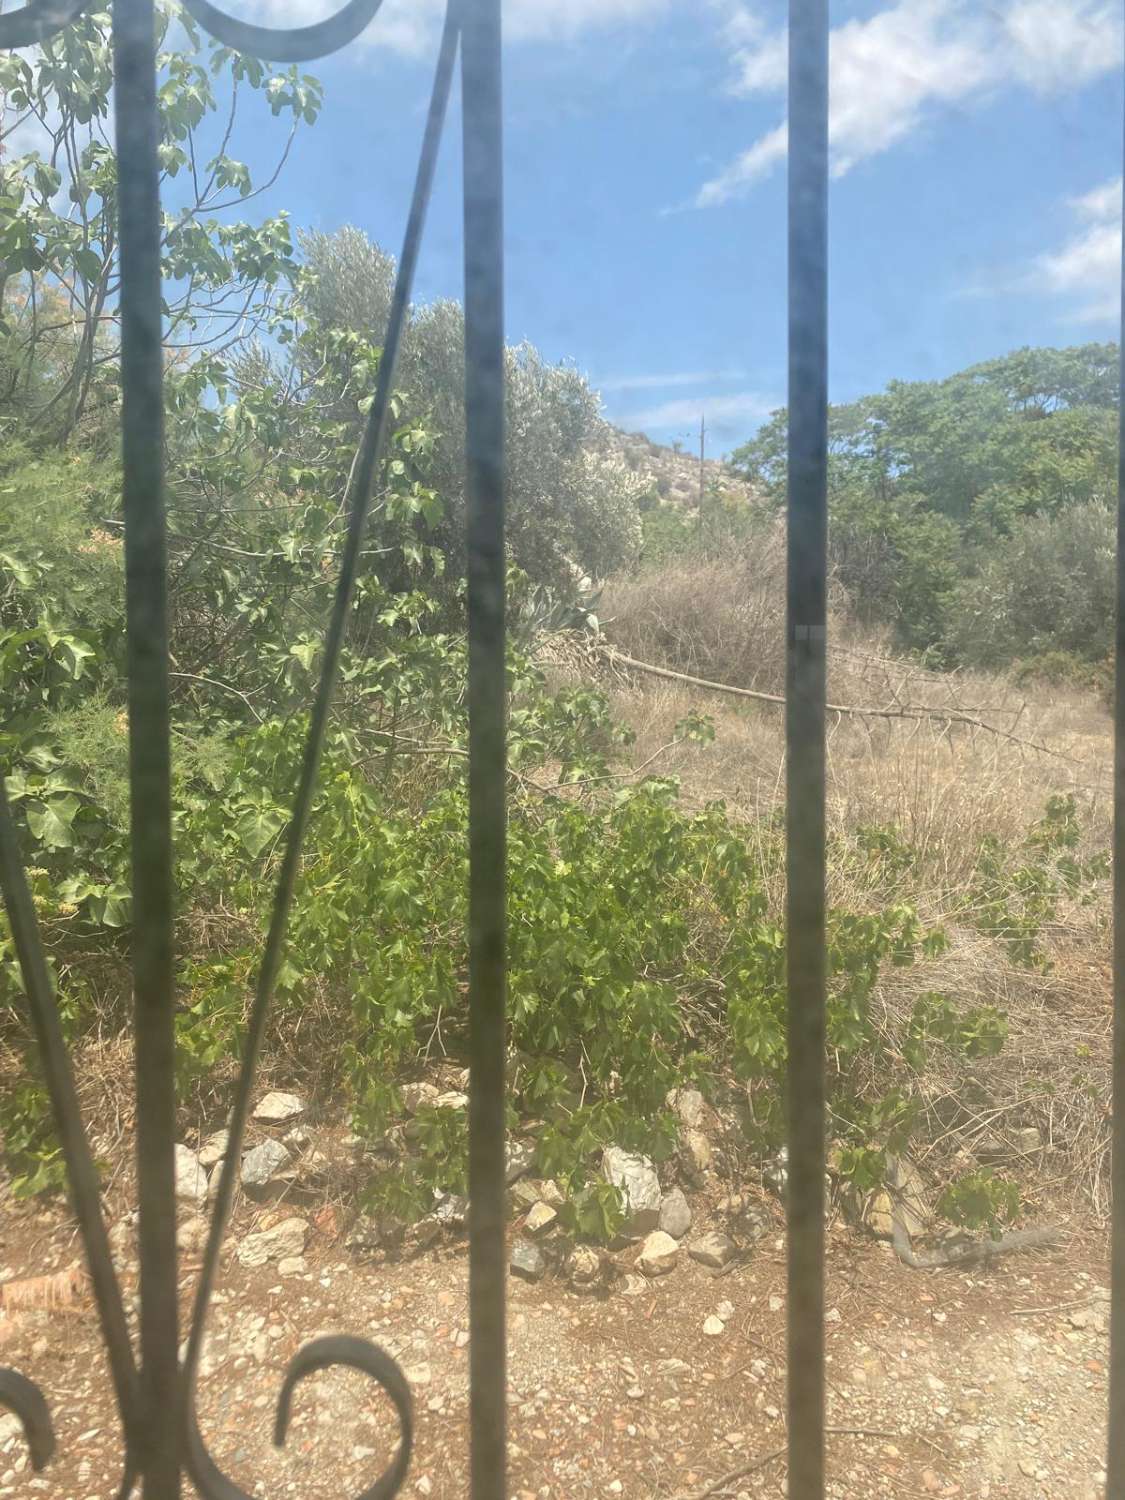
0,0 -> 508,1497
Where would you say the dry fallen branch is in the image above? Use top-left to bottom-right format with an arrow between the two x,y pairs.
599,645 -> 1083,766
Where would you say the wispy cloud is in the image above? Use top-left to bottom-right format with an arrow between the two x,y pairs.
1035,177 -> 1121,322
597,368 -> 748,391
626,389 -> 778,440
697,0 -> 1122,207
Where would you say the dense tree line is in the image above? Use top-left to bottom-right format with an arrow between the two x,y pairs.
731,344 -> 1118,676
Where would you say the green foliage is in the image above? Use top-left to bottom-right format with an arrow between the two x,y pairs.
904,993 -> 1008,1070
966,795 -> 1107,968
949,501 -> 1115,669
938,1169 -> 1020,1235
0,2 -> 317,446
731,344 -> 1119,665
0,1078 -> 68,1197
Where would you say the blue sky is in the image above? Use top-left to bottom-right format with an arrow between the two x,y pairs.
233,0 -> 1125,453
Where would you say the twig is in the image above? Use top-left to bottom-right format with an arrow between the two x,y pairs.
668,1427 -> 904,1500
1013,1294 -> 1105,1316
668,1445 -> 786,1500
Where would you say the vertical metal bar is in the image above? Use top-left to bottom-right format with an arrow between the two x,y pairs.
112,0 -> 180,1493
785,0 -> 828,1497
461,1 -> 507,1496
1108,140 -> 1125,1491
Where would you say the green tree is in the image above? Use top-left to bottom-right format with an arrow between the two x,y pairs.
0,1 -> 319,444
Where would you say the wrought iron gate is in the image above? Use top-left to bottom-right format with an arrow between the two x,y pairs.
0,0 -> 1120,1496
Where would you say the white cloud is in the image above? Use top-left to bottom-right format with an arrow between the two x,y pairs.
698,0 -> 1123,206
239,0 -> 673,56
1036,176 -> 1121,321
627,389 -> 777,438
597,367 -> 748,391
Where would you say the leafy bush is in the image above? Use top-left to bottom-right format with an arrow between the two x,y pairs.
950,501 -> 1115,669
938,1169 -> 1020,1234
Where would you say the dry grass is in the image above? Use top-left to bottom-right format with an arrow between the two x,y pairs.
557,551 -> 1115,1217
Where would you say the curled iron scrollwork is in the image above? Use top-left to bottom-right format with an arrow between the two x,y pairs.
0,1370 -> 54,1473
180,0 -> 384,62
0,0 -> 92,49
187,1335 -> 413,1500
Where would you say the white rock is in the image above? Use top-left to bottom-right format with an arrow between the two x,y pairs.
401,1081 -> 440,1114
602,1147 -> 661,1233
197,1130 -> 230,1168
703,1315 -> 725,1336
525,1202 -> 557,1235
253,1091 -> 304,1124
433,1091 -> 469,1110
278,1256 -> 307,1277
237,1217 -> 308,1268
684,1129 -> 713,1174
667,1087 -> 707,1130
177,1217 -> 208,1256
637,1230 -> 680,1276
174,1144 -> 208,1206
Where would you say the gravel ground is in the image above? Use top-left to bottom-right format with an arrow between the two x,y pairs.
0,1200 -> 1110,1500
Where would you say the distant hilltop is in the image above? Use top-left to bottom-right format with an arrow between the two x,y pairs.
597,421 -> 761,514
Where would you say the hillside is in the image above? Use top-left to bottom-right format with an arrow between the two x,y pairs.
600,422 -> 762,516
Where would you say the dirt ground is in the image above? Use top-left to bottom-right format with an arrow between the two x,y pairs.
0,1196 -> 1111,1500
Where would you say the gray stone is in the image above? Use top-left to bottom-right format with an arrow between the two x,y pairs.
602,1147 -> 661,1233
174,1144 -> 208,1206
277,1256 -> 307,1277
241,1138 -> 291,1193
511,1179 -> 541,1211
237,1216 -> 308,1268
505,1141 -> 534,1184
433,1091 -> 469,1110
1014,1126 -> 1042,1154
510,1242 -> 546,1281
252,1091 -> 304,1124
637,1230 -> 680,1276
659,1188 -> 692,1239
688,1232 -> 737,1270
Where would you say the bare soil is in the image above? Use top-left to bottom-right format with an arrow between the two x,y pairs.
0,1193 -> 1110,1500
